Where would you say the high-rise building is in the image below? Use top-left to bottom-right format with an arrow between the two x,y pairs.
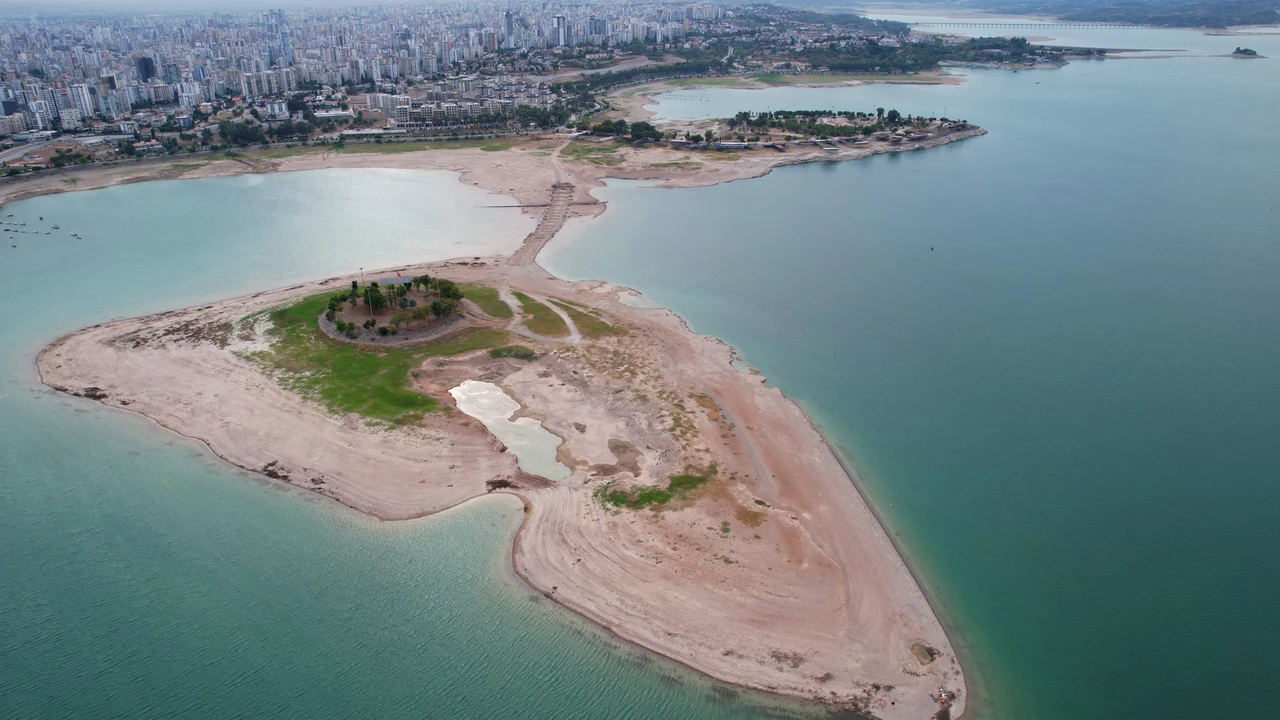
240,72 -> 260,98
58,108 -> 82,130
136,56 -> 156,81
68,83 -> 95,119
503,11 -> 515,49
554,15 -> 567,47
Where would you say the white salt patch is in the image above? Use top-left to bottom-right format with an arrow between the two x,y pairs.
449,380 -> 570,481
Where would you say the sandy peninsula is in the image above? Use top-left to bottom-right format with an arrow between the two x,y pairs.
30,116 -> 983,718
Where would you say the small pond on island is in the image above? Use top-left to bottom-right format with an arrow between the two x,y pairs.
449,380 -> 571,481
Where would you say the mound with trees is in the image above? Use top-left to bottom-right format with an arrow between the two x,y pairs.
325,275 -> 470,341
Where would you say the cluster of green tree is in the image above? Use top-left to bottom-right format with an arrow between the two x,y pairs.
965,0 -> 1278,28
557,59 -> 729,95
629,121 -> 663,141
387,297 -> 458,333
662,44 -> 734,63
49,148 -> 93,167
591,118 -> 629,135
332,319 -> 362,339
285,93 -> 309,114
726,107 -> 942,137
1234,46 -> 1259,55
322,276 -> 465,338
266,114 -> 334,140
409,275 -> 464,300
325,292 -> 357,321
512,104 -> 573,128
742,5 -> 910,35
217,120 -> 267,146
581,118 -> 663,141
791,35 -> 1056,73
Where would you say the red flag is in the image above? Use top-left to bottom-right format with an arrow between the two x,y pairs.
396,272 -> 401,277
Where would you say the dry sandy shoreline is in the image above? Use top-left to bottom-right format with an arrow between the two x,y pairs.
30,123 -> 984,718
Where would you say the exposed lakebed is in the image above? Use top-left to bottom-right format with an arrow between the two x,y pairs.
449,380 -> 571,481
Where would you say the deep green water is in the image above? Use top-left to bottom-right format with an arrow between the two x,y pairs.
543,24 -> 1280,720
0,170 -> 818,719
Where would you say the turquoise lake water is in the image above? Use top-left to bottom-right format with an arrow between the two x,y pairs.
0,171 -> 816,719
544,24 -> 1280,720
3,22 -> 1278,720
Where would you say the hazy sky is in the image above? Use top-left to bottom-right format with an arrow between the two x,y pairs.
0,0 -> 395,16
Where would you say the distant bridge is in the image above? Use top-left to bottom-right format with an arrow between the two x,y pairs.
913,22 -> 1149,29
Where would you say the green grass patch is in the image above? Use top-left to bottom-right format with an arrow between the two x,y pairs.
549,299 -> 620,338
562,142 -> 621,156
595,467 -> 717,509
458,282 -> 513,319
338,138 -> 514,155
561,142 -> 625,166
490,345 -> 537,360
512,292 -> 570,338
648,161 -> 700,169
665,77 -> 753,87
255,292 -> 508,425
248,146 -> 326,160
753,73 -> 945,85
416,328 -> 510,356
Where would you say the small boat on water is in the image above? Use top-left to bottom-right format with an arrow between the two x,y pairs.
52,225 -> 59,229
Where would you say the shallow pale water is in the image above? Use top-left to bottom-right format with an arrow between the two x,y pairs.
450,380 -> 571,480
0,170 -> 820,719
545,24 -> 1280,720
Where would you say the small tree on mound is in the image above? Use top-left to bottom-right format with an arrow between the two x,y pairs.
431,298 -> 459,317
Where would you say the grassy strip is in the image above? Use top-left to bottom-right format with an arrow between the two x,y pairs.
562,142 -> 622,156
248,146 -> 326,160
753,73 -> 945,85
458,282 -> 513,319
549,299 -> 620,338
664,77 -> 754,87
256,292 -> 508,425
561,143 -> 625,166
490,345 -> 536,360
338,139 -> 513,155
595,467 -> 717,509
512,291 -> 570,338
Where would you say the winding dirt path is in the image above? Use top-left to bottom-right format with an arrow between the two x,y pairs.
500,287 -> 581,344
